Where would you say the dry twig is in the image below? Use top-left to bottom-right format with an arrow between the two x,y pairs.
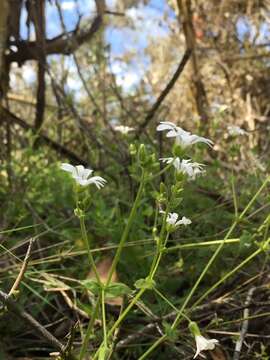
8,238 -> 35,296
0,289 -> 64,353
233,287 -> 256,360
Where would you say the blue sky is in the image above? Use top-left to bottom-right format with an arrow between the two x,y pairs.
18,0 -> 172,92
16,0 -> 270,93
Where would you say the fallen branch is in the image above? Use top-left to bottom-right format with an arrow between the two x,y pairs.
0,289 -> 64,353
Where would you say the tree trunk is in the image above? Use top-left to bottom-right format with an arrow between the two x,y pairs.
0,0 -> 9,98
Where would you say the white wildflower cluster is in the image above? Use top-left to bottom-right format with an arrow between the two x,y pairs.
160,211 -> 191,230
227,125 -> 247,136
157,121 -> 213,148
157,121 -> 214,230
166,212 -> 191,226
114,125 -> 134,135
157,121 -> 213,181
160,157 -> 205,180
61,164 -> 106,189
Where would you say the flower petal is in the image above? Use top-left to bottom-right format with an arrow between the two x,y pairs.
166,129 -> 180,137
82,168 -> 93,180
178,216 -> 192,226
61,163 -> 76,176
75,165 -> 85,178
159,157 -> 174,164
87,176 -> 107,189
156,121 -> 176,131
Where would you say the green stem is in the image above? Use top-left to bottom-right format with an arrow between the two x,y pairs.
149,232 -> 169,280
108,288 -> 145,337
92,288 -> 146,360
101,289 -> 108,349
231,174 -> 239,218
172,175 -> 269,328
165,238 -> 240,252
106,170 -> 146,286
93,218 -> 169,359
147,163 -> 172,181
138,175 -> 269,359
138,336 -> 166,360
153,287 -> 191,323
149,208 -> 168,276
79,215 -> 101,285
192,237 -> 270,309
79,294 -> 101,360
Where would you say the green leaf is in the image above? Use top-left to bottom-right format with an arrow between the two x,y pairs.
170,197 -> 183,209
163,321 -> 178,341
239,231 -> 253,250
134,277 -> 156,290
143,205 -> 153,217
105,282 -> 131,298
81,279 -> 102,295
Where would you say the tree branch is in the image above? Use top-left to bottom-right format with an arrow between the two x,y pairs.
6,13 -> 102,64
137,48 -> 192,136
0,106 -> 88,166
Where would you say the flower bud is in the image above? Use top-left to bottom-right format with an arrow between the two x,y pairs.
188,321 -> 201,336
129,143 -> 137,156
138,143 -> 147,164
74,208 -> 84,218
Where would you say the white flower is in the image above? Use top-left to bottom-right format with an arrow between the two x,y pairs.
61,163 -> 106,189
194,335 -> 219,358
211,103 -> 229,113
157,122 -> 213,148
179,216 -> 192,226
227,125 -> 247,136
157,121 -> 186,138
114,125 -> 134,134
160,158 -> 205,180
166,213 -> 192,227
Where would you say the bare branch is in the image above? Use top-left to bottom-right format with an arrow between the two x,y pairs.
6,8 -> 103,64
233,287 -> 256,360
0,106 -> 89,166
0,289 -> 64,353
137,48 -> 192,136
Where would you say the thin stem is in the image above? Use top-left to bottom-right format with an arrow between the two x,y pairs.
231,173 -> 238,218
165,238 -> 240,252
79,294 -> 101,360
172,175 -> 269,328
79,216 -> 101,285
108,288 -> 145,337
138,176 -> 269,359
138,336 -> 166,360
149,209 -> 168,276
92,288 -> 146,360
101,289 -> 108,349
93,219 -> 169,359
147,163 -> 172,181
106,170 -> 145,286
149,232 -> 169,280
192,237 -> 270,308
153,287 -> 191,323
